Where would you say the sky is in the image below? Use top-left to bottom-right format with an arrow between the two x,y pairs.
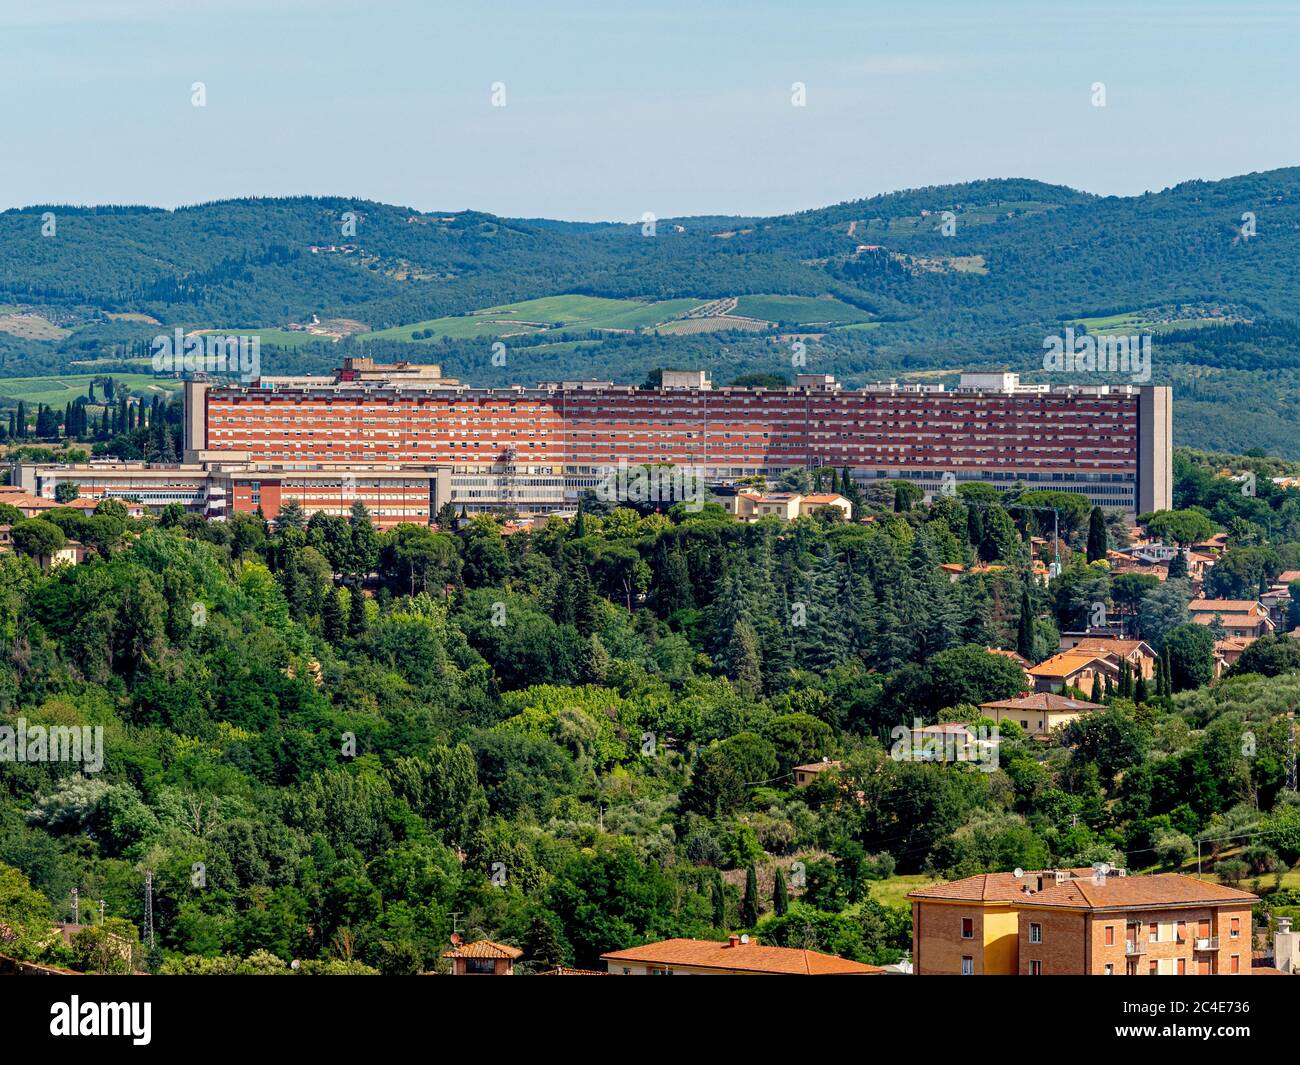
2,0 -> 1298,222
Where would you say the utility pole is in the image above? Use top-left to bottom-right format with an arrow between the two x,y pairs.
1287,710 -> 1297,794
143,871 -> 154,950
70,887 -> 78,926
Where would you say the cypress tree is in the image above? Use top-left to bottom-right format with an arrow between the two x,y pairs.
1086,506 -> 1108,563
1016,583 -> 1035,661
773,865 -> 789,916
1091,671 -> 1103,703
742,864 -> 760,927
711,871 -> 726,929
1134,672 -> 1149,705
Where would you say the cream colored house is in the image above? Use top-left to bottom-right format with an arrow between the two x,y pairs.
979,693 -> 1105,738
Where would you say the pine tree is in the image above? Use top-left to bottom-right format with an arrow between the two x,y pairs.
742,864 -> 760,926
322,588 -> 345,645
726,618 -> 763,697
347,583 -> 368,638
773,865 -> 789,916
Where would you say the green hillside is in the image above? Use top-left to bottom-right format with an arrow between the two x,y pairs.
5,171 -> 1300,454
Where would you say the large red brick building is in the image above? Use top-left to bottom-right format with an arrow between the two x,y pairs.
13,360 -> 1172,528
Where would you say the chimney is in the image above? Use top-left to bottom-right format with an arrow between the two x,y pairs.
727,935 -> 740,949
1277,917 -> 1297,975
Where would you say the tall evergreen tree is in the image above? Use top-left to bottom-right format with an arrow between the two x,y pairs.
773,865 -> 789,917
711,870 -> 726,929
1086,506 -> 1108,563
322,587 -> 346,645
742,864 -> 760,927
1016,583 -> 1036,661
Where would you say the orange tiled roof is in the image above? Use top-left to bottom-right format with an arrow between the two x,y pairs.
908,871 -> 1258,911
1027,651 -> 1116,678
537,966 -> 615,976
441,939 -> 523,959
1189,599 -> 1265,614
980,693 -> 1103,712
600,938 -> 881,975
1072,638 -> 1154,657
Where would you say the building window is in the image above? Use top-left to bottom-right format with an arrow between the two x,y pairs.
1029,960 -> 1042,976
960,917 -> 974,939
1104,925 -> 1115,946
1103,964 -> 1114,975
1230,955 -> 1239,973
1230,917 -> 1240,939
1029,923 -> 1042,944
1149,961 -> 1158,975
465,958 -> 495,974
961,956 -> 973,976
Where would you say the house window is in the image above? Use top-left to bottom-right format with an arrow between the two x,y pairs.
1029,923 -> 1042,944
961,956 -> 974,975
961,917 -> 974,939
1103,964 -> 1114,975
1029,960 -> 1042,975
465,958 -> 496,974
1230,917 -> 1241,939
1104,925 -> 1115,946
1149,961 -> 1158,975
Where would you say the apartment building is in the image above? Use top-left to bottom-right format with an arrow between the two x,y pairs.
908,869 -> 1257,975
13,363 -> 1172,526
1189,600 -> 1276,640
183,363 -> 1172,514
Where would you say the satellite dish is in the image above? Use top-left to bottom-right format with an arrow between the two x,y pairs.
1013,868 -> 1025,879
739,934 -> 750,944
449,932 -> 462,946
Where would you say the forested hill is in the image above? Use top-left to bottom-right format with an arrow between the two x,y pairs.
4,169 -> 1300,455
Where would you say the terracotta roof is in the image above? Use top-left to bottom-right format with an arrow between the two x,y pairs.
537,966 -> 615,976
986,648 -> 1030,667
1072,638 -> 1154,657
908,871 -> 1258,911
800,494 -> 848,505
441,939 -> 523,959
1189,599 -> 1265,614
1278,570 -> 1300,584
793,760 -> 841,773
980,693 -> 1104,712
600,938 -> 881,975
1027,651 -> 1116,678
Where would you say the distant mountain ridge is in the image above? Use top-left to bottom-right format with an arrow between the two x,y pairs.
2,170 -> 1300,456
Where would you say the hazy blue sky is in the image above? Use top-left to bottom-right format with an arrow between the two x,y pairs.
2,0 -> 1297,220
